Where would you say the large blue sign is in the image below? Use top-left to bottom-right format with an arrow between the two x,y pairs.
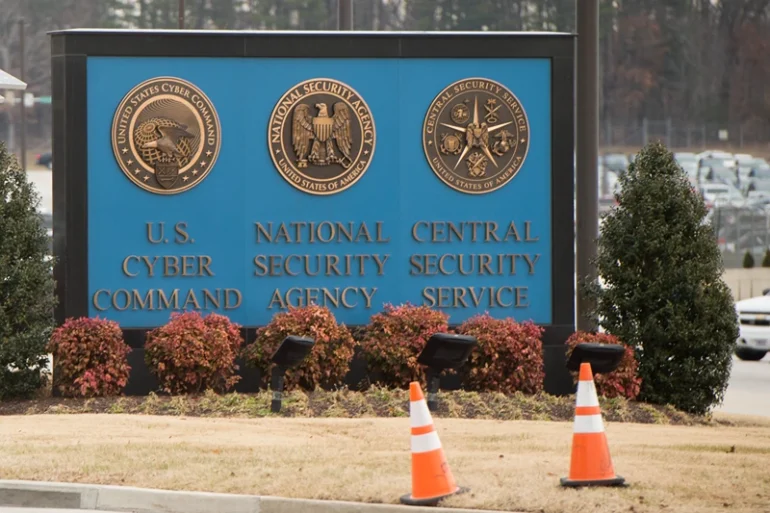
85,56 -> 553,328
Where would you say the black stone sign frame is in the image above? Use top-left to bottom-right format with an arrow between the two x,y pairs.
50,29 -> 576,396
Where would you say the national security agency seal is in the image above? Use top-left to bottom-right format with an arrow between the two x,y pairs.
422,77 -> 530,194
111,77 -> 221,195
267,78 -> 376,195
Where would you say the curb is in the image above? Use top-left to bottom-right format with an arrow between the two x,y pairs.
0,481 -> 508,513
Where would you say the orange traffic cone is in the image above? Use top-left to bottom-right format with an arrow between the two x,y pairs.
560,362 -> 626,487
400,382 -> 467,506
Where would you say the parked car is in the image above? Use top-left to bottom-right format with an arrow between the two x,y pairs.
734,294 -> 770,360
697,149 -> 734,161
700,182 -> 744,208
674,152 -> 698,166
35,152 -> 52,170
734,153 -> 755,167
602,153 -> 629,174
741,161 -> 770,194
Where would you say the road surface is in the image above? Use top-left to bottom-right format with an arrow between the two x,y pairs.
717,353 -> 770,417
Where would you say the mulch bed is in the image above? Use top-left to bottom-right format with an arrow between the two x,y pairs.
0,387 -> 724,426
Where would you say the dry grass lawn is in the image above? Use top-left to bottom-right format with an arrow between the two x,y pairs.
1,415 -> 769,513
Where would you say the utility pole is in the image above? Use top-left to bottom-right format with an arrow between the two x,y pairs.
575,0 -> 599,331
19,18 -> 27,172
178,0 -> 185,29
338,0 -> 353,30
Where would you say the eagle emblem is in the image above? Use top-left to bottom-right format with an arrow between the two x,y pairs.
268,78 -> 376,195
292,102 -> 353,169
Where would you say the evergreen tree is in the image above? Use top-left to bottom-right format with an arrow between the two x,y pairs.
762,249 -> 770,268
743,250 -> 755,268
586,142 -> 738,415
0,142 -> 56,399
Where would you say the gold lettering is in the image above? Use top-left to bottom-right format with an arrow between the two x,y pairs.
515,287 -> 529,307
504,222 -> 521,242
485,222 -> 501,242
419,286 -> 524,309
225,289 -> 242,309
158,289 -> 180,309
496,287 -> 513,308
524,221 -> 538,241
203,289 -> 221,309
412,221 -> 428,242
431,222 -> 446,242
182,289 -> 201,310
266,287 -> 377,310
112,289 -> 131,311
132,289 -> 154,310
122,256 -> 140,277
523,254 -> 540,274
268,289 -> 286,309
93,290 -> 110,311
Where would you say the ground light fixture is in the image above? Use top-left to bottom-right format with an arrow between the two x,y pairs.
270,335 -> 315,413
566,342 -> 625,374
417,333 -> 478,411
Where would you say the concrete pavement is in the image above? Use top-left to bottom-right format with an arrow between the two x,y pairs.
0,480 -> 509,513
717,354 -> 770,416
0,510 -> 121,513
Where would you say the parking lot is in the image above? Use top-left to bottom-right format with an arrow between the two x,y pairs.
718,353 -> 770,417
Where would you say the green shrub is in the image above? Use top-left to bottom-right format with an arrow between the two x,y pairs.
145,311 -> 242,394
361,303 -> 449,388
585,142 -> 738,415
242,305 -> 356,391
0,142 -> 56,399
761,249 -> 770,268
743,250 -> 755,268
565,331 -> 641,400
47,317 -> 131,397
455,314 -> 544,394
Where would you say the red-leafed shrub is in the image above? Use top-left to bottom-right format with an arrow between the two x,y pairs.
145,311 -> 243,394
47,317 -> 132,398
242,305 -> 356,391
565,331 -> 641,400
455,314 -> 545,394
361,303 -> 450,388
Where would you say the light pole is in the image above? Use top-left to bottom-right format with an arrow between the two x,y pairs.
338,0 -> 353,30
178,0 -> 185,29
576,0 -> 600,331
19,18 -> 27,172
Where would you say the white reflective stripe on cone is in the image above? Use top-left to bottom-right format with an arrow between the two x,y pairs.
410,400 -> 434,428
575,379 -> 600,407
573,414 -> 605,434
411,431 -> 443,453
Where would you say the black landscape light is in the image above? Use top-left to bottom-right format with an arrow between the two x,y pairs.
270,335 -> 315,413
417,333 -> 478,411
567,342 -> 625,375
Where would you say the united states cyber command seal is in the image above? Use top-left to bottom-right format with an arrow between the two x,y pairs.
111,77 -> 221,195
422,77 -> 530,194
268,78 -> 376,195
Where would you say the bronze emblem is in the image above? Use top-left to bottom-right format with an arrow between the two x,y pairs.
111,77 -> 221,195
268,78 -> 376,195
422,78 -> 530,194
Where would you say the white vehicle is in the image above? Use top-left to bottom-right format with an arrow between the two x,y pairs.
735,153 -> 755,166
674,152 -> 698,165
734,294 -> 770,360
700,183 -> 744,208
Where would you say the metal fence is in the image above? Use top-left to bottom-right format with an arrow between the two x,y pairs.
712,204 -> 770,268
601,118 -> 770,152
